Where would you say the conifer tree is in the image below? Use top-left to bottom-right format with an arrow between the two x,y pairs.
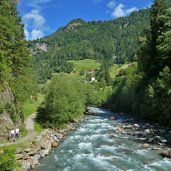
157,8 -> 171,70
149,0 -> 168,76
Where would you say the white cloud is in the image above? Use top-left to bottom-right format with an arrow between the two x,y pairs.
112,4 -> 125,18
31,30 -> 44,40
126,7 -> 138,14
24,28 -> 30,40
22,0 -> 52,40
107,2 -> 138,18
23,10 -> 46,29
29,0 -> 52,10
107,0 -> 116,10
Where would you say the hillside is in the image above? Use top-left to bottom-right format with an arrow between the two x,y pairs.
30,9 -> 150,83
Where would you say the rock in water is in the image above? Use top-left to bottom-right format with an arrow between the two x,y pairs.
142,143 -> 150,148
51,141 -> 58,147
165,150 -> 171,158
155,136 -> 167,143
39,149 -> 49,158
145,129 -> 151,134
110,116 -> 116,120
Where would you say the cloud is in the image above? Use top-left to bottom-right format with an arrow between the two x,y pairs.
31,30 -> 44,40
126,7 -> 138,14
22,0 -> 52,40
28,0 -> 52,10
112,4 -> 125,18
23,10 -> 46,30
24,28 -> 30,40
107,1 -> 138,18
107,0 -> 116,10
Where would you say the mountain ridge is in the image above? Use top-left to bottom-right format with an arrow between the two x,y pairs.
30,9 -> 150,83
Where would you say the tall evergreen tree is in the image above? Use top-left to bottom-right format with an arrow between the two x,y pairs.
0,0 -> 30,84
157,8 -> 171,70
149,0 -> 168,76
0,0 -> 36,123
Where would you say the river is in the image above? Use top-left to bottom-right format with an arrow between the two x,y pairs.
34,108 -> 171,171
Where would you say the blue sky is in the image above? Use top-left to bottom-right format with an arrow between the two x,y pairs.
18,0 -> 152,40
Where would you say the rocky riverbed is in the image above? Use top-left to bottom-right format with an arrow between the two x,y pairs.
16,121 -> 80,170
17,108 -> 171,170
31,108 -> 171,171
111,116 -> 171,158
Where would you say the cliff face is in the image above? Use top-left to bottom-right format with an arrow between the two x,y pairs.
0,87 -> 22,142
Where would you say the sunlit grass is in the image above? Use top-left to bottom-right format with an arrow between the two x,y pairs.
68,59 -> 101,73
22,93 -> 44,119
34,122 -> 43,134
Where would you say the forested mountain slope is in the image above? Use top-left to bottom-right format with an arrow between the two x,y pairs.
30,9 -> 150,83
106,0 -> 171,127
0,0 -> 36,141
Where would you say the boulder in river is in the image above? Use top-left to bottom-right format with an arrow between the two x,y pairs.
110,116 -> 116,120
32,154 -> 41,161
51,141 -> 58,147
145,129 -> 151,134
133,124 -> 139,128
162,149 -> 171,158
142,143 -> 150,148
39,149 -> 49,158
154,136 -> 167,143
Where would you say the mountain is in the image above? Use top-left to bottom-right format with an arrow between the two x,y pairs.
30,9 -> 150,83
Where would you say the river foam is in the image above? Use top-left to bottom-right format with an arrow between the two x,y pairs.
33,107 -> 171,171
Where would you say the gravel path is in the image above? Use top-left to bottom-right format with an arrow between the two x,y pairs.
0,113 -> 37,147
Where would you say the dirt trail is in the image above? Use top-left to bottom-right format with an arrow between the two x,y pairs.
0,113 -> 37,147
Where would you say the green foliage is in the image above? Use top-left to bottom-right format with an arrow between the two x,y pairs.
34,122 -> 43,134
139,67 -> 171,125
139,0 -> 169,77
0,0 -> 38,126
36,76 -> 91,127
22,93 -> 44,119
106,64 -> 141,113
31,9 -> 150,83
107,1 -> 171,127
0,147 -> 19,171
96,60 -> 112,86
69,59 -> 101,72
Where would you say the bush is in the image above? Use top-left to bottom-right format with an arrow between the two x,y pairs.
37,76 -> 86,127
0,147 -> 19,171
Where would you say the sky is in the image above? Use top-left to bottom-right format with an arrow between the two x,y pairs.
17,0 -> 152,40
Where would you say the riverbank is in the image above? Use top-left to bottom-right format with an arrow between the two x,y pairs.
15,119 -> 81,170
31,108 -> 171,171
111,115 -> 171,157
17,108 -> 171,170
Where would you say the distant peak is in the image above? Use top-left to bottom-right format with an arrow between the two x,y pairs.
64,18 -> 86,31
68,18 -> 85,25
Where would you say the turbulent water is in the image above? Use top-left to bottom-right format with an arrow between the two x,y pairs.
34,108 -> 171,171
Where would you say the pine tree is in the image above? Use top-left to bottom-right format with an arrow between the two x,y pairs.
0,0 -> 36,123
0,0 -> 30,84
157,8 -> 171,70
149,0 -> 168,76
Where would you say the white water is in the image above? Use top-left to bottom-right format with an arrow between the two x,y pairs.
34,108 -> 171,171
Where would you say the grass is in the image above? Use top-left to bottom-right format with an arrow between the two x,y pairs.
34,122 -> 43,134
68,59 -> 101,73
109,64 -> 120,78
109,63 -> 135,78
22,93 -> 44,119
21,127 -> 28,138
